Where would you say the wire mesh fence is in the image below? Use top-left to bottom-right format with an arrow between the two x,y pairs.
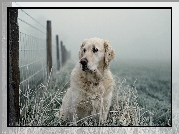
19,32 -> 47,106
8,8 -> 70,126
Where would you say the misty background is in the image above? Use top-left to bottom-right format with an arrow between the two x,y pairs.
11,3 -> 172,126
15,7 -> 171,63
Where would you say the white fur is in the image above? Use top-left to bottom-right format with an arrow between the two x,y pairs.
59,38 -> 115,123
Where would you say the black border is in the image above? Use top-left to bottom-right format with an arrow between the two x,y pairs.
7,6 -> 9,127
7,6 -> 172,127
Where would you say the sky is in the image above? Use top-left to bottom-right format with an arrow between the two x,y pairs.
13,2 -> 172,63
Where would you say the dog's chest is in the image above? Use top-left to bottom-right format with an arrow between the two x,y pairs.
77,90 -> 102,113
80,79 -> 104,94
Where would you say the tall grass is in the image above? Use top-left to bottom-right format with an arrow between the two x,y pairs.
19,60 -> 170,126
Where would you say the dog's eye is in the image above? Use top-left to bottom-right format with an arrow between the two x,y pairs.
83,49 -> 86,53
92,47 -> 98,53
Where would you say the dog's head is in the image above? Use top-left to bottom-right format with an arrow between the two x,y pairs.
79,38 -> 115,72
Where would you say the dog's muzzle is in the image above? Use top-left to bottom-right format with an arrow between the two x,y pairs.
80,58 -> 88,71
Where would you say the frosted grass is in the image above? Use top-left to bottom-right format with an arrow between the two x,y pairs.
18,60 -> 171,126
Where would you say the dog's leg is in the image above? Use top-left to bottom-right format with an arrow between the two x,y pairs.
99,91 -> 113,123
91,100 -> 97,115
59,88 -> 74,122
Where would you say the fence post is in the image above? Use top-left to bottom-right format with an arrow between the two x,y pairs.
46,20 -> 52,77
56,35 -> 60,70
8,8 -> 20,126
65,46 -> 67,64
60,41 -> 64,67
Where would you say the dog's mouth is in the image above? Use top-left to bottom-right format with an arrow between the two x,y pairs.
79,58 -> 96,72
81,65 -> 97,73
82,64 -> 89,71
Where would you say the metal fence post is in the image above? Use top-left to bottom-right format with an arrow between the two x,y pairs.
8,8 -> 20,126
56,35 -> 60,70
46,20 -> 52,77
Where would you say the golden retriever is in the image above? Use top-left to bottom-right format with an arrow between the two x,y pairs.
59,37 -> 115,124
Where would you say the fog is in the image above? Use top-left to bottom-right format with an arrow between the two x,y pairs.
14,5 -> 171,63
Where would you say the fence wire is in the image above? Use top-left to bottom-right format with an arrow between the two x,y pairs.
19,31 -> 47,105
8,8 -> 70,126
17,8 -> 48,109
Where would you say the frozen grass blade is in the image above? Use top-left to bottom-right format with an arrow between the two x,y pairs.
19,60 -> 171,126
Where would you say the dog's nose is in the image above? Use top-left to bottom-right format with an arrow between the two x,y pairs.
80,58 -> 88,66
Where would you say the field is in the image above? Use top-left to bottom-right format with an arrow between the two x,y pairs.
19,59 -> 171,126
110,59 -> 171,126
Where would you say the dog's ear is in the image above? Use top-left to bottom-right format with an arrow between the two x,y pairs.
104,40 -> 115,69
78,41 -> 85,60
